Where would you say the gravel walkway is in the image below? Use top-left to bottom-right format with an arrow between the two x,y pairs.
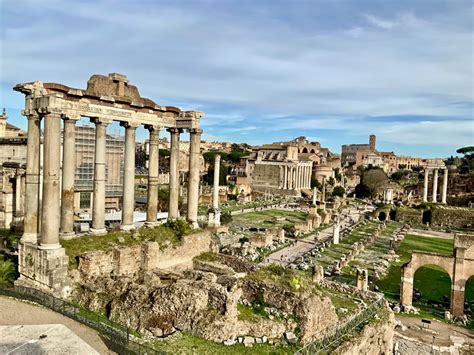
0,296 -> 114,354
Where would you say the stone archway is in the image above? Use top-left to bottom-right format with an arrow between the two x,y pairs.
400,234 -> 474,316
378,211 -> 387,221
413,264 -> 452,308
464,276 -> 474,316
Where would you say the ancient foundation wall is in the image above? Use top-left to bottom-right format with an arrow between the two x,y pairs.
431,206 -> 474,230
333,309 -> 395,355
77,231 -> 212,278
395,208 -> 422,225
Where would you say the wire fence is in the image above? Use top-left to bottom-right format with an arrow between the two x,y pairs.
294,297 -> 385,355
0,285 -> 165,355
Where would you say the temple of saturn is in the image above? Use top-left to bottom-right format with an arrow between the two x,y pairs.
423,160 -> 449,203
13,73 -> 203,295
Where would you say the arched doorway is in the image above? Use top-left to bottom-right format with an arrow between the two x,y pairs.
389,209 -> 396,221
378,211 -> 386,221
302,147 -> 308,153
422,209 -> 431,225
413,264 -> 451,314
464,276 -> 474,325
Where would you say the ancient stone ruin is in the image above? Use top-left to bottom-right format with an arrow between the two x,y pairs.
400,234 -> 474,317
14,73 -> 203,296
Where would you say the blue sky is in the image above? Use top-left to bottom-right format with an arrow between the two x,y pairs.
0,0 -> 472,157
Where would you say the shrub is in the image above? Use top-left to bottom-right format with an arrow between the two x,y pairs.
220,211 -> 232,225
0,255 -> 16,286
163,219 -> 192,238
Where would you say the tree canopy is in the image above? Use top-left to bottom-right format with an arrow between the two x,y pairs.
361,168 -> 388,198
456,146 -> 474,155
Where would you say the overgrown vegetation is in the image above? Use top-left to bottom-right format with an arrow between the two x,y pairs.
0,255 -> 16,286
246,264 -> 312,292
61,220 -> 197,268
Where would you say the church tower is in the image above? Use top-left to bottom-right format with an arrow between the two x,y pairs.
369,134 -> 376,152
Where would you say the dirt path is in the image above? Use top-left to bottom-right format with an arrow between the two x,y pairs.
0,296 -> 114,354
396,315 -> 474,347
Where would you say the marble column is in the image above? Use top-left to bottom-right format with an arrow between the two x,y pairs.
22,112 -> 41,244
432,168 -> 438,203
283,166 -> 288,189
145,126 -> 160,225
212,155 -> 220,210
90,118 -> 109,235
60,117 -> 77,238
441,169 -> 448,204
187,128 -> 202,227
168,128 -> 181,220
14,174 -> 23,222
423,169 -> 429,202
120,122 -> 138,230
208,154 -> 221,228
39,112 -> 61,249
312,186 -> 317,205
322,178 -> 326,203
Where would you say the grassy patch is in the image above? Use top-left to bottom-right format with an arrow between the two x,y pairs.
151,333 -> 298,354
246,264 -> 312,292
61,224 -> 187,268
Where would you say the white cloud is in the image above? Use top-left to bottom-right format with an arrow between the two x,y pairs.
364,14 -> 396,29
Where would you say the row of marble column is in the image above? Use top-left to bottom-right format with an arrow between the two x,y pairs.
423,168 -> 448,203
21,111 -> 202,249
280,164 -> 312,190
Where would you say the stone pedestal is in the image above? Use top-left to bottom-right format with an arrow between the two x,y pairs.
356,268 -> 368,291
333,221 -> 340,244
16,242 -> 71,298
312,265 -> 324,284
208,208 -> 221,229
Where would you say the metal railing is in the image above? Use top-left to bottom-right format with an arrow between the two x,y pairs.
294,297 -> 385,354
0,285 -> 165,355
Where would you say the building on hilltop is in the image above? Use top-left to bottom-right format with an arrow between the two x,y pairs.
237,136 -> 338,198
341,134 -> 376,168
0,109 -> 26,230
342,134 -> 427,174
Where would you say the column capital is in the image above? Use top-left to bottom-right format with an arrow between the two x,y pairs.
167,127 -> 183,134
37,107 -> 62,116
144,124 -> 161,132
187,128 -> 203,135
120,121 -> 140,129
90,117 -> 112,125
61,113 -> 81,121
22,109 -> 40,119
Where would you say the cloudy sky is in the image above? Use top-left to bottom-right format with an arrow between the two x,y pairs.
0,0 -> 472,157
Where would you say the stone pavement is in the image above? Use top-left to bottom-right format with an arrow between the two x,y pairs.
0,324 -> 99,354
0,296 -> 113,354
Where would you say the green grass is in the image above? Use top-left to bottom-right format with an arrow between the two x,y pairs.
151,333 -> 298,354
61,225 -> 185,268
246,264 -> 312,292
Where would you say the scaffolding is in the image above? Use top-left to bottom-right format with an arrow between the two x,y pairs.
74,125 -> 124,207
